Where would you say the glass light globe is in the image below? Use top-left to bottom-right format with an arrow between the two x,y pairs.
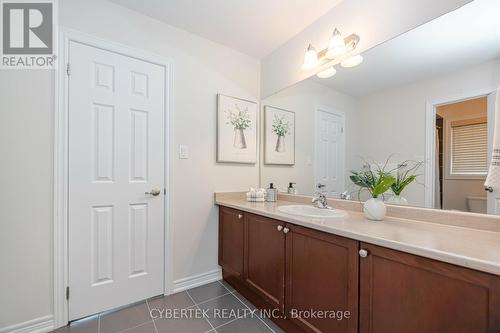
316,66 -> 337,79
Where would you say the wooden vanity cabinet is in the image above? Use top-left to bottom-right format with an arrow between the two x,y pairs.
218,207 -> 245,280
244,213 -> 286,311
359,242 -> 500,333
285,224 -> 359,333
218,206 -> 500,333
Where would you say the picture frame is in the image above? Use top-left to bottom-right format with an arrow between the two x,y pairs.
264,105 -> 295,165
217,94 -> 258,164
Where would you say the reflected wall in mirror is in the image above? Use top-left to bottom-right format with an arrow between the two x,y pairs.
260,0 -> 500,215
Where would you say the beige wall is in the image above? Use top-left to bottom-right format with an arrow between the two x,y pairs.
260,0 -> 472,97
260,79 -> 358,195
438,98 -> 487,211
357,59 -> 500,207
0,70 -> 55,328
0,0 -> 260,329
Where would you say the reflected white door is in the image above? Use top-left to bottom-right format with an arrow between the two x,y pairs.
487,91 -> 499,215
68,41 -> 165,320
314,108 -> 345,197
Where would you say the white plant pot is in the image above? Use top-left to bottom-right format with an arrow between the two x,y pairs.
363,197 -> 386,221
387,195 -> 408,206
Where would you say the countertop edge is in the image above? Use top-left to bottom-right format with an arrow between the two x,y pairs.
215,199 -> 500,277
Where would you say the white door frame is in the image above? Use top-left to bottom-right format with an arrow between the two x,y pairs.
314,105 -> 346,195
424,87 -> 494,208
53,28 -> 174,328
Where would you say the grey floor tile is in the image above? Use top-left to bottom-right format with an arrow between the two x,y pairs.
51,315 -> 98,333
148,291 -> 195,312
100,302 -> 152,333
232,292 -> 284,333
187,281 -> 229,304
216,317 -> 273,333
218,280 -> 235,292
197,294 -> 249,328
258,317 -> 285,333
122,322 -> 156,333
154,316 -> 212,333
232,292 -> 256,310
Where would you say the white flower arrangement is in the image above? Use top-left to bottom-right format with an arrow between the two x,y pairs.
226,105 -> 251,130
272,114 -> 290,137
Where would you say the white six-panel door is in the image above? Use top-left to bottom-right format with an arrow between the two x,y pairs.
315,108 -> 345,198
68,41 -> 165,320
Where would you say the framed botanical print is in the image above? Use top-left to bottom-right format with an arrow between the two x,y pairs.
217,94 -> 257,164
264,106 -> 295,165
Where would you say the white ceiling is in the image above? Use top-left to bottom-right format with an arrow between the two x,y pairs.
311,0 -> 500,97
109,0 -> 343,58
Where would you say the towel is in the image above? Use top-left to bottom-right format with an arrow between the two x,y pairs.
485,88 -> 500,188
246,188 -> 267,202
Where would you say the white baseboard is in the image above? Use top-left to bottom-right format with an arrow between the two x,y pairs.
172,268 -> 222,293
0,315 -> 54,333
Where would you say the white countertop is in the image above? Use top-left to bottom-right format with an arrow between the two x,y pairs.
215,195 -> 500,276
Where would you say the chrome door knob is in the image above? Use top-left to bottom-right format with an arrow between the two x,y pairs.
283,227 -> 290,234
237,214 -> 243,220
359,249 -> 369,258
277,225 -> 283,231
145,188 -> 161,196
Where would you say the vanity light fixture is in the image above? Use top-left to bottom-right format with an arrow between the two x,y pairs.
301,28 -> 361,78
341,54 -> 363,68
301,44 -> 319,70
316,66 -> 337,79
326,28 -> 347,58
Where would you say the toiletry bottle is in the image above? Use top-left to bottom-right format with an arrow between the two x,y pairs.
266,183 -> 277,202
287,182 -> 297,194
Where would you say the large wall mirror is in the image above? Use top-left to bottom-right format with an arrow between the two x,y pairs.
260,0 -> 500,215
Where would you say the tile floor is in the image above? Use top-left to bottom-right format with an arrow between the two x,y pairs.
52,280 -> 284,333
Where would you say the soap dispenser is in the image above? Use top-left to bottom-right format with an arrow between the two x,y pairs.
266,183 -> 278,202
287,182 -> 297,194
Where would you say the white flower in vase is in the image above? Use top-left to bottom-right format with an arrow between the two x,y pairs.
272,114 -> 290,152
226,105 -> 251,149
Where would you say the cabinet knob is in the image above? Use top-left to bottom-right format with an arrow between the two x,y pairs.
277,225 -> 283,231
283,227 -> 290,234
237,214 -> 243,220
359,249 -> 369,258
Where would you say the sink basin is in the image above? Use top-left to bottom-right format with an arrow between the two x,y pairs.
277,205 -> 347,219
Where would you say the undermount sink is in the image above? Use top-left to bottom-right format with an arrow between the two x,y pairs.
277,205 -> 347,219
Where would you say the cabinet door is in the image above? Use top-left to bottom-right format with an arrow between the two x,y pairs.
359,243 -> 500,333
244,214 -> 286,311
285,224 -> 359,333
218,207 -> 245,279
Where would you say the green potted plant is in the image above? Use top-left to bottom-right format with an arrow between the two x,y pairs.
387,160 -> 423,206
350,163 -> 395,221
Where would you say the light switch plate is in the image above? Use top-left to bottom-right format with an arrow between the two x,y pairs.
179,145 -> 189,159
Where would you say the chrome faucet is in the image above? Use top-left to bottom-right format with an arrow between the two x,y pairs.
312,184 -> 329,209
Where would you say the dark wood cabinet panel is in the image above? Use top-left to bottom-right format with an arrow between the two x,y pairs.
244,214 -> 286,311
218,205 -> 500,333
359,242 -> 500,333
285,224 -> 359,333
218,207 -> 244,279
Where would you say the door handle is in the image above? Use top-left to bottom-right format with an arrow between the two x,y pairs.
283,227 -> 290,234
485,186 -> 494,193
145,188 -> 161,196
277,225 -> 283,231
